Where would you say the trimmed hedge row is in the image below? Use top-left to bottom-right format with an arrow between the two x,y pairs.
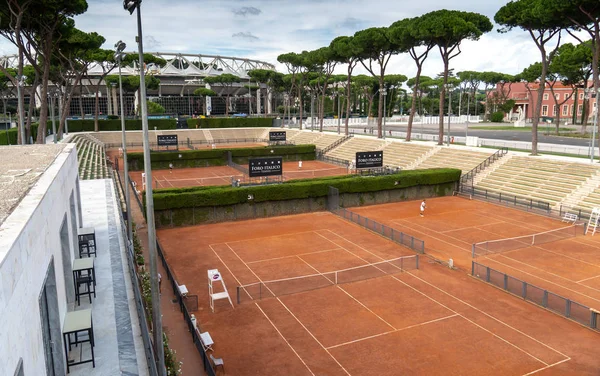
127,144 -> 316,170
152,168 -> 461,211
57,119 -> 177,132
0,124 -> 40,145
188,117 -> 273,128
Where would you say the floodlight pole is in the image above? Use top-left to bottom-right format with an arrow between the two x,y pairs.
131,3 -> 166,374
447,85 -> 451,146
382,89 -> 387,139
337,90 -> 341,135
466,92 -> 471,139
117,50 -> 134,253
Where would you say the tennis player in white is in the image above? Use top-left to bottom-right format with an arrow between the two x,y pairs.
420,199 -> 426,217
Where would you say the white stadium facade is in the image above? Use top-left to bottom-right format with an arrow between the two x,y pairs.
0,52 -> 277,119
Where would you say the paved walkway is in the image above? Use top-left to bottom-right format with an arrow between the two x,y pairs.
122,171 -> 205,375
70,179 -> 148,376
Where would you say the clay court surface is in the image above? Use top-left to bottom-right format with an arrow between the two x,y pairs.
157,205 -> 600,375
128,160 -> 348,189
351,197 -> 600,312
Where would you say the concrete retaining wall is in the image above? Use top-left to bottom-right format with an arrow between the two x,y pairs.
0,145 -> 81,375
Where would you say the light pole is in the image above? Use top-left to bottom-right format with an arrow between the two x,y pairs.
123,2 -> 165,375
382,88 -> 387,139
17,75 -> 26,144
115,41 -> 134,255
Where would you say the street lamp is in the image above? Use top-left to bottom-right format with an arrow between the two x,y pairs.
122,2 -> 166,375
382,88 -> 387,139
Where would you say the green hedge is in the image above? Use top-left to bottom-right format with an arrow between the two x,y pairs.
188,117 -> 273,128
152,168 -> 461,210
127,144 -> 316,170
0,123 -> 40,145
60,119 -> 176,132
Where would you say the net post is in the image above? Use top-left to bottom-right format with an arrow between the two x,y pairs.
411,237 -> 414,249
543,290 -> 548,308
416,254 -> 419,269
486,267 -> 490,282
504,274 -> 508,290
471,261 -> 474,276
237,286 -> 240,305
566,299 -> 571,318
591,310 -> 598,330
522,282 -> 527,298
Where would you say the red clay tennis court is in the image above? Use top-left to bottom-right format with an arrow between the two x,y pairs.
157,208 -> 600,375
351,196 -> 600,312
129,160 -> 349,189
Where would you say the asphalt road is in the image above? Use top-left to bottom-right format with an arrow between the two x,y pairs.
346,122 -> 597,147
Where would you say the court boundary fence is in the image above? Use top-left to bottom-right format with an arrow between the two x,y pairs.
327,186 -> 425,254
117,170 -> 217,376
472,261 -> 600,331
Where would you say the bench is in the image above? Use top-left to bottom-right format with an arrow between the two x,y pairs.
562,212 -> 578,223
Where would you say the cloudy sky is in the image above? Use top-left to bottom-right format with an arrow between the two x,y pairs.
0,0 -> 589,82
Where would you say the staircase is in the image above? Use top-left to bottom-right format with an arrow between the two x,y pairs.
408,146 -> 442,170
203,129 -> 214,144
558,170 -> 600,211
320,134 -> 352,154
472,154 -> 513,186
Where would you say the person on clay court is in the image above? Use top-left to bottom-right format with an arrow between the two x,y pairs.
169,163 -> 173,173
298,160 -> 303,169
420,199 -> 426,217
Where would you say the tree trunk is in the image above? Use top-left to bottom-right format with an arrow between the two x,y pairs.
377,76 -> 384,138
298,86 -> 304,130
36,55 -> 51,144
319,90 -> 326,132
344,65 -> 353,136
79,80 -> 85,119
438,58 -> 449,145
25,80 -> 38,143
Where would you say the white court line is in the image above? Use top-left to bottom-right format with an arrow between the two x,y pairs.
216,229 -> 329,246
246,248 -> 342,265
495,253 -> 600,295
530,244 -> 600,269
388,219 -> 473,255
325,314 -> 459,350
224,243 -> 278,298
485,257 -> 600,302
336,286 -> 396,330
402,271 -> 571,359
439,221 -> 506,234
208,244 -> 250,300
390,275 -> 550,366
577,274 -> 600,283
255,303 -> 316,376
521,358 -> 571,376
276,298 -> 352,376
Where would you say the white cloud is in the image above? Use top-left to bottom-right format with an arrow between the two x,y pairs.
0,0 -> 592,87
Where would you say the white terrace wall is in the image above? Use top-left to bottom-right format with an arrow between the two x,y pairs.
0,144 -> 81,375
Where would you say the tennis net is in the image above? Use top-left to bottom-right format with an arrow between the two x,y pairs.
472,223 -> 584,258
236,254 -> 419,304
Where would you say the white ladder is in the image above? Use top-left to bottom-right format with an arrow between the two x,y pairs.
208,269 -> 234,312
586,208 -> 600,235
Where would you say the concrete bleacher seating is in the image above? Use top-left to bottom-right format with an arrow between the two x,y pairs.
289,131 -> 322,145
313,133 -> 345,151
415,148 -> 493,173
475,156 -> 600,207
209,128 -> 267,141
325,137 -> 387,163
383,142 -> 434,169
72,135 -> 109,180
